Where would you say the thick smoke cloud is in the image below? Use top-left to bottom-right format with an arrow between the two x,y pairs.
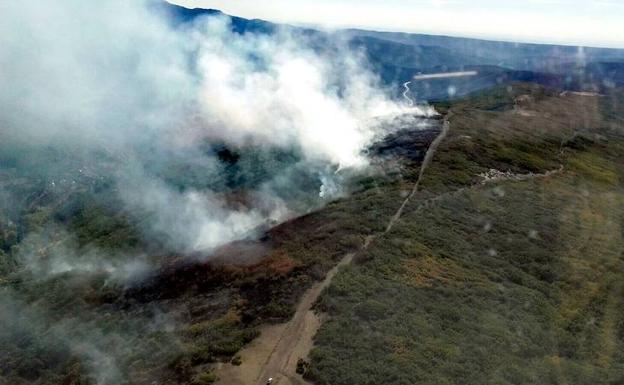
190,16 -> 417,168
0,1 -> 192,148
0,2 -> 436,384
0,0 -> 433,266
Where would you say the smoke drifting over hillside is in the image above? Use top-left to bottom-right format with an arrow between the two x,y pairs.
0,2 -> 439,384
0,0 -> 432,269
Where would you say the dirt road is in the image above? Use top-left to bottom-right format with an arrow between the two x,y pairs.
385,115 -> 450,233
216,114 -> 451,385
254,253 -> 354,385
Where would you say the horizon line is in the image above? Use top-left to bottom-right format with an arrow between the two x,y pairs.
165,1 -> 624,50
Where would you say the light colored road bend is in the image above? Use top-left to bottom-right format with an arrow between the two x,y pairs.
252,253 -> 354,385
216,113 -> 452,385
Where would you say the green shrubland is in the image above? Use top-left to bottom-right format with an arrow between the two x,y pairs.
308,84 -> 624,385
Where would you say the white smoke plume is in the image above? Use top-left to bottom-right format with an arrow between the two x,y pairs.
0,0 -> 434,265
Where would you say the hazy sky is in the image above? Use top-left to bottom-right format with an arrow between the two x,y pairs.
167,0 -> 624,48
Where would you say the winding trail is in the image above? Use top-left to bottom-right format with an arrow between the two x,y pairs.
403,81 -> 414,106
216,113 -> 452,385
411,125 -> 570,216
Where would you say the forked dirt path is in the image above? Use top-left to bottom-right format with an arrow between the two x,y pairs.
215,114 -> 451,385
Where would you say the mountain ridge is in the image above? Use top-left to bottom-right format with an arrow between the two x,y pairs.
159,1 -> 624,99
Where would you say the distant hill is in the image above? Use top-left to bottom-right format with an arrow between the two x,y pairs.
342,29 -> 624,71
158,1 -> 624,99
152,1 -> 277,34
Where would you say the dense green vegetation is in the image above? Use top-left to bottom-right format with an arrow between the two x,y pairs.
308,84 -> 624,385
